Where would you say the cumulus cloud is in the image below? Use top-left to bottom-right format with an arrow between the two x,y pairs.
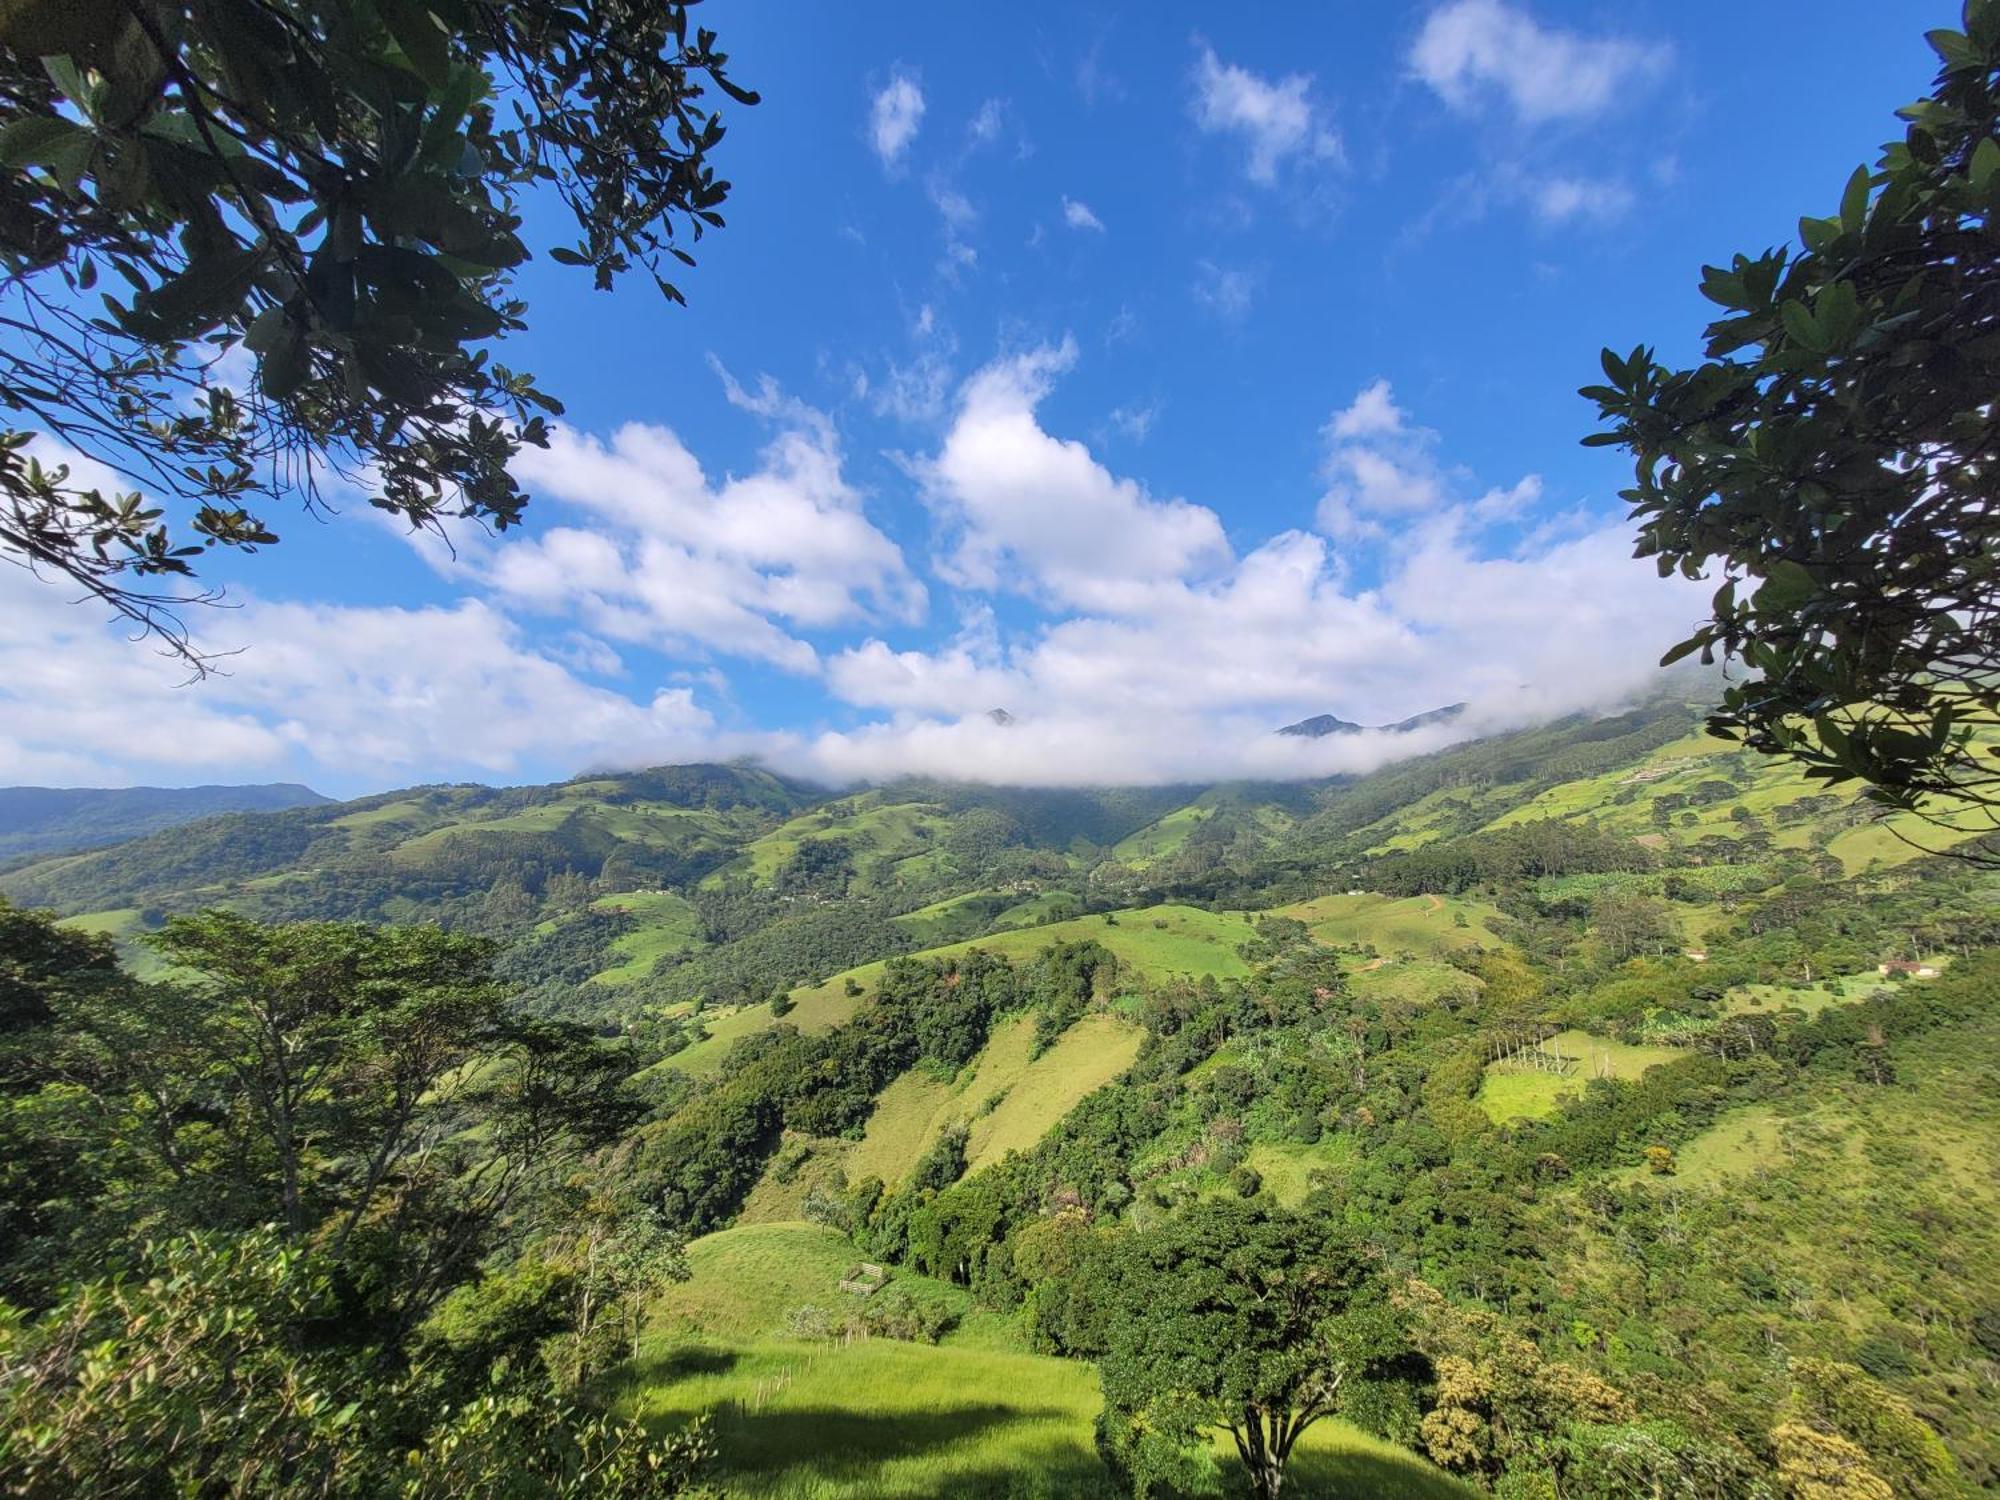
1061,196 -> 1105,232
1410,0 -> 1668,123
787,366 -> 1702,787
868,69 -> 925,169
921,341 -> 1231,613
1190,44 -> 1343,183
0,566 -> 715,788
492,382 -> 924,672
9,364 -> 1700,797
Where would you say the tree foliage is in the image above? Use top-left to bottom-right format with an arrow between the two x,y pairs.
0,0 -> 753,662
1085,1202 -> 1411,1500
1583,3 -> 2000,849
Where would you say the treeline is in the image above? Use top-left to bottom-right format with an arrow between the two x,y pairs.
1366,819 -> 1654,895
0,898 -> 713,1496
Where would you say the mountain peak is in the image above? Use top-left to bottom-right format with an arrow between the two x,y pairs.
1276,703 -> 1466,738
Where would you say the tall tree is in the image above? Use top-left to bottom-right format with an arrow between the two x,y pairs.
1582,3 -> 1999,855
1085,1202 -> 1410,1500
0,0 -> 754,664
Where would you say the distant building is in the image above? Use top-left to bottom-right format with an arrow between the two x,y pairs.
1878,960 -> 1940,978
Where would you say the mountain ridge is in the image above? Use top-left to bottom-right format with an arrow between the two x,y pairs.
0,782 -> 332,861
1276,702 -> 1468,738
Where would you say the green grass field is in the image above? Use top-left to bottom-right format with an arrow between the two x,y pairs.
1275,892 -> 1505,956
628,1223 -> 1475,1500
1346,956 -> 1485,1006
1476,1029 -> 1687,1123
836,1014 -> 1145,1187
966,1014 -> 1144,1170
589,889 -> 704,985
703,797 -> 955,891
656,983 -> 869,1077
58,906 -> 175,980
1241,1139 -> 1360,1206
659,905 -> 1253,1078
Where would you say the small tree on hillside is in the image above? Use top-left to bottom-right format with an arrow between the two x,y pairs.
1086,1201 -> 1410,1500
1582,3 -> 2000,856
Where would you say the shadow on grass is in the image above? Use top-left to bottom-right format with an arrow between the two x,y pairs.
1288,1443 -> 1478,1499
710,1399 -> 1079,1475
645,1345 -> 742,1380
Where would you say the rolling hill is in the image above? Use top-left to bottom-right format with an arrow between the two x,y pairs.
0,782 -> 330,861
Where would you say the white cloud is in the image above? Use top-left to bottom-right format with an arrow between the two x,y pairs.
1192,260 -> 1258,321
1410,0 -> 1668,124
1062,196 -> 1106,232
1326,378 -> 1406,441
1190,44 -> 1343,184
868,69 -> 925,170
7,368 -> 1702,797
0,567 -> 715,788
922,342 -> 1232,613
1108,399 -> 1160,443
1530,174 -> 1635,224
968,98 -> 1004,145
929,181 -> 977,232
492,381 -> 924,672
1318,379 -> 1494,539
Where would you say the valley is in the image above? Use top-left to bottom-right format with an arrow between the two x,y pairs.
4,693 -> 1996,1496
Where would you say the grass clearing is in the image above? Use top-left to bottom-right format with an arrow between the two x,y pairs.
1476,1029 -> 1687,1124
843,1014 -> 1143,1186
657,982 -> 870,1077
589,889 -> 703,985
1243,1139 -> 1359,1206
1612,1105 -> 1796,1190
1276,892 -> 1504,955
649,1222 -> 979,1345
58,907 -> 172,979
1346,956 -> 1483,1006
628,1221 -> 1476,1500
966,1014 -> 1143,1171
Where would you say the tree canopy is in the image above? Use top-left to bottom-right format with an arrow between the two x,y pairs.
1084,1201 -> 1411,1500
0,0 -> 754,664
1583,1 -> 2000,853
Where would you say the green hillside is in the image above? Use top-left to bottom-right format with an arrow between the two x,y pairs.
627,1221 -> 1474,1500
7,695 -> 2000,1498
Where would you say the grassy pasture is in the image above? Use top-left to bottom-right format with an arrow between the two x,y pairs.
58,906 -> 172,980
966,1014 -> 1143,1170
1242,1139 -> 1359,1206
1476,1029 -> 1687,1124
629,1224 -> 1475,1499
705,798 -> 954,890
589,889 -> 704,985
657,983 -> 869,1077
840,1014 -> 1145,1187
1275,892 -> 1504,955
1346,956 -> 1484,1007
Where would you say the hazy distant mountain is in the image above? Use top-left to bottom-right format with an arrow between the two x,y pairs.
1277,703 -> 1466,738
0,783 -> 331,861
1275,713 -> 1366,738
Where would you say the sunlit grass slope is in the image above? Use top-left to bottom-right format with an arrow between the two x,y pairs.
1275,891 -> 1505,955
657,904 -> 1252,1077
628,1223 -> 1475,1500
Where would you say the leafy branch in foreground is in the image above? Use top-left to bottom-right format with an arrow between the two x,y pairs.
0,0 -> 755,666
1582,1 -> 2000,857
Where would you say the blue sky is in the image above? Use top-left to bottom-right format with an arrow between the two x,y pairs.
2,1 -> 1952,795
